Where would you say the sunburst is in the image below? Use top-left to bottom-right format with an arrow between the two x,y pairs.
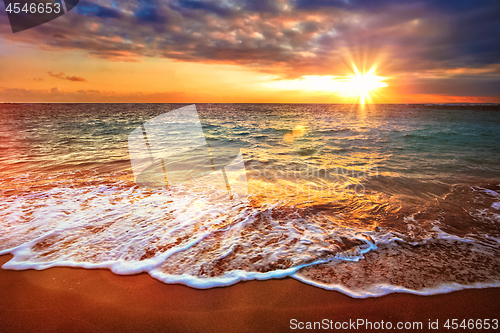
340,65 -> 388,105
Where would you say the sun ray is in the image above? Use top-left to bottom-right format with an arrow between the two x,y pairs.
341,64 -> 388,105
263,61 -> 388,104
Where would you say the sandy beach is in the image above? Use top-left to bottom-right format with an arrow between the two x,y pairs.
1,254 -> 499,332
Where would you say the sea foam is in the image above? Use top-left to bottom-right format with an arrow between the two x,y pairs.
1,172 -> 499,298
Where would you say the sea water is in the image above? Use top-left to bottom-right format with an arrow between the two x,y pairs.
0,103 -> 499,298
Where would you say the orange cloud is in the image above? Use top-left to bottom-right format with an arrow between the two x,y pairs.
48,71 -> 87,82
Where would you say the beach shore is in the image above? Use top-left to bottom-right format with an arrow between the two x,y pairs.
1,254 -> 498,332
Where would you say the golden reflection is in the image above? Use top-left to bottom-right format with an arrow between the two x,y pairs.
292,124 -> 307,137
284,124 -> 309,143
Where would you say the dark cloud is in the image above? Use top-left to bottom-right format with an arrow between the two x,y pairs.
293,0 -> 417,12
173,0 -> 235,17
135,0 -> 168,24
76,1 -> 122,19
243,0 -> 281,13
48,71 -> 87,82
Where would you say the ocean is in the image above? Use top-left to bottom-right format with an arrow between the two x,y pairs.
0,103 -> 499,298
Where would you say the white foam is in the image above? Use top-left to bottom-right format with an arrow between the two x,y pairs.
151,264 -> 309,289
293,273 -> 500,299
2,173 -> 500,298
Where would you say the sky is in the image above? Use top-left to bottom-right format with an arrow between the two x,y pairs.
0,0 -> 499,103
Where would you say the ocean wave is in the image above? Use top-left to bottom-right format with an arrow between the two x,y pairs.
1,170 -> 499,298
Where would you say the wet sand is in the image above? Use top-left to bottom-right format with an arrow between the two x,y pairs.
0,254 -> 499,332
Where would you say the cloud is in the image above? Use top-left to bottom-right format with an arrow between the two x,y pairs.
0,0 -> 498,95
76,1 -> 122,19
3,1 -> 496,73
135,0 -> 168,25
172,0 -> 235,17
48,71 -> 65,79
66,76 -> 88,82
48,71 -> 87,82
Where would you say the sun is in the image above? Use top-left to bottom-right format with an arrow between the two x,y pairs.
263,62 -> 388,104
342,65 -> 388,105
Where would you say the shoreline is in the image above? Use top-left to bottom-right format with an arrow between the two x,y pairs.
1,254 -> 499,332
